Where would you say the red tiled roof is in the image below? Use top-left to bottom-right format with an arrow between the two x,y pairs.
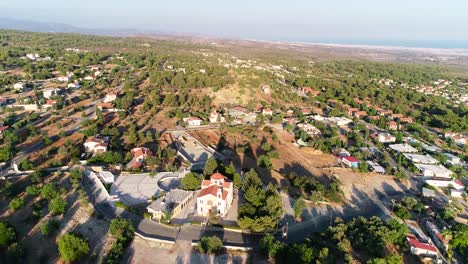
406,235 -> 437,252
131,147 -> 153,158
343,156 -> 359,163
211,172 -> 226,180
222,182 -> 232,189
0,126 -> 9,132
202,180 -> 211,187
455,180 -> 464,187
98,102 -> 113,109
198,185 -> 228,199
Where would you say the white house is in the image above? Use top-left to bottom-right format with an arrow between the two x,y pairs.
83,135 -> 109,153
444,153 -> 460,165
296,123 -> 321,136
425,179 -> 464,190
42,88 -> 60,99
98,170 -> 115,184
26,54 -> 37,60
372,132 -> 396,143
104,92 -> 117,103
209,111 -> 225,123
426,221 -> 449,252
403,154 -> 439,165
197,172 -> 234,216
389,143 -> 418,153
57,76 -> 70,82
341,156 -> 359,168
68,82 -> 81,89
183,116 -> 202,127
415,164 -> 453,178
406,234 -> 438,257
43,100 -> 57,109
13,82 -> 24,91
262,108 -> 273,116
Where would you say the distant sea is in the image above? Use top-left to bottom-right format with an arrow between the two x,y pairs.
277,38 -> 468,50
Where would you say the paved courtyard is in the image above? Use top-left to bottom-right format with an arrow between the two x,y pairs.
110,172 -> 186,206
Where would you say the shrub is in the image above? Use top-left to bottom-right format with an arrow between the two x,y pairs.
49,198 -> 67,215
40,219 -> 59,236
197,236 -> 223,255
0,222 -> 16,247
9,197 -> 25,211
25,185 -> 40,196
57,234 -> 89,262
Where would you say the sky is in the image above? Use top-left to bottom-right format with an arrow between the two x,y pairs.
1,0 -> 468,48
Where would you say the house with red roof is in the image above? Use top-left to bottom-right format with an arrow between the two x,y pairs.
340,156 -> 360,168
197,172 -> 234,216
354,111 -> 368,119
83,135 -> 109,153
262,108 -> 273,116
43,100 -> 57,109
0,125 -> 9,136
406,234 -> 438,257
131,147 -> 153,162
387,121 -> 399,131
302,87 -> 320,97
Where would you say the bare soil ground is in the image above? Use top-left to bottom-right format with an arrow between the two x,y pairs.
123,236 -> 267,264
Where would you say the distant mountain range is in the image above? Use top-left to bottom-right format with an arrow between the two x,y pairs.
0,17 -> 170,36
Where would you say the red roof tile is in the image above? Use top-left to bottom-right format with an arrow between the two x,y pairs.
211,172 -> 226,180
406,235 -> 437,252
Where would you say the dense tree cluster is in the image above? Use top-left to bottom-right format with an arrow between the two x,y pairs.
238,169 -> 283,232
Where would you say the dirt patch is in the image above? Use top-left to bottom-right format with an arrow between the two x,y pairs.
123,236 -> 265,264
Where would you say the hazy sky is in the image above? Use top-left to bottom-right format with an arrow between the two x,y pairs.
1,0 -> 468,47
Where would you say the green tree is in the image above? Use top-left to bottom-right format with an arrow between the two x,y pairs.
109,218 -> 135,242
233,173 -> 242,188
0,222 -> 16,247
25,185 -> 40,196
293,198 -> 306,219
203,157 -> 218,176
180,172 -> 202,191
40,219 -> 59,236
49,198 -> 67,215
197,236 -> 223,255
260,234 -> 284,258
57,233 -> 90,262
41,183 -> 59,200
9,197 -> 25,211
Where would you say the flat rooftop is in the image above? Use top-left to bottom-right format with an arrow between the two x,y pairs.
403,154 -> 439,164
389,143 -> 418,153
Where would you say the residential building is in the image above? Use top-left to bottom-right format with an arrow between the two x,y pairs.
354,111 -> 368,119
262,108 -> 273,116
444,153 -> 460,165
43,100 -> 57,109
406,234 -> 438,257
57,76 -> 70,82
387,121 -> 399,130
341,156 -> 359,168
104,92 -> 117,103
403,154 -> 439,165
367,161 -> 385,173
296,123 -> 321,136
399,117 -> 413,124
209,110 -> 225,123
13,82 -> 24,91
131,147 -> 153,162
425,179 -> 464,190
147,189 -> 194,221
390,113 -> 404,120
83,135 -> 109,153
425,221 -> 449,252
347,108 -> 359,116
98,170 -> 115,184
389,143 -> 418,153
372,132 -> 396,143
43,88 -> 60,99
378,109 -> 393,116
0,125 -> 9,136
327,117 -> 352,126
415,164 -> 453,178
197,172 -> 234,216
444,132 -> 466,146
68,82 -> 81,89
26,53 -> 37,60
183,116 -> 202,127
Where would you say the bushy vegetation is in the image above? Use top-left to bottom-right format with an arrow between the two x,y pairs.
197,236 -> 223,255
237,169 -> 283,232
260,216 -> 409,263
103,218 -> 135,264
57,233 -> 90,262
